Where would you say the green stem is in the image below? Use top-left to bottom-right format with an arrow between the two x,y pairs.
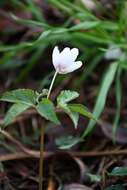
47,71 -> 58,99
39,71 -> 58,190
39,125 -> 45,190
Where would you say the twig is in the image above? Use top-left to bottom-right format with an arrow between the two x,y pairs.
0,152 -> 52,162
0,152 -> 33,161
1,148 -> 127,163
71,149 -> 127,157
0,128 -> 39,156
1,129 -> 127,161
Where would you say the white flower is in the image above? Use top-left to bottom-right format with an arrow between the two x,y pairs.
52,46 -> 82,74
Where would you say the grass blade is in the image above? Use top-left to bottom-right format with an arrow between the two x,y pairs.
82,62 -> 118,137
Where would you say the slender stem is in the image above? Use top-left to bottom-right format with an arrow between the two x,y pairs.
39,125 -> 45,190
47,71 -> 57,99
39,71 -> 58,190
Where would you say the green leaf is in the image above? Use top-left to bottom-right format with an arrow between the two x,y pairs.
68,111 -> 79,129
108,167 -> 127,176
60,104 -> 79,128
86,173 -> 101,182
69,21 -> 100,31
4,103 -> 30,126
0,89 -> 37,106
11,14 -> 50,29
113,68 -> 122,139
55,135 -> 81,149
57,102 -> 79,128
36,98 -> 60,124
68,104 -> 96,120
83,62 -> 118,137
57,90 -> 79,106
100,21 -> 119,31
104,184 -> 125,190
57,90 -> 80,128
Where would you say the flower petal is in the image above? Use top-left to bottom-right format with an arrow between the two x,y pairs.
52,46 -> 83,74
60,47 -> 72,65
60,47 -> 70,57
70,48 -> 79,61
52,46 -> 60,68
65,61 -> 83,73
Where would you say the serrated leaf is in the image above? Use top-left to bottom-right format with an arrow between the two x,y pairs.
36,98 -> 60,124
0,89 -> 37,106
57,90 -> 79,106
108,167 -> 127,176
4,103 -> 30,126
58,104 -> 79,128
69,111 -> 79,129
68,104 -> 96,120
55,135 -> 81,149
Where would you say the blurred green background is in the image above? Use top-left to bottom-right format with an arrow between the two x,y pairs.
0,0 -> 127,136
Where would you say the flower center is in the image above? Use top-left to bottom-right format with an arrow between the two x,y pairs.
56,64 -> 66,73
